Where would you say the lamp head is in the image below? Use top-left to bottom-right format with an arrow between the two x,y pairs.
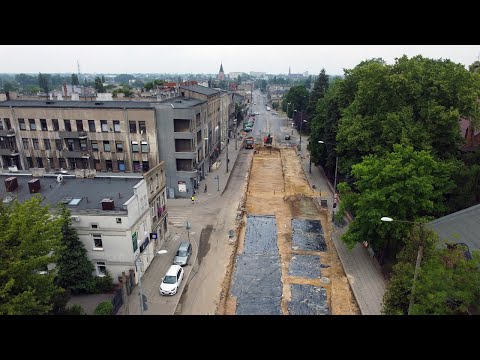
381,217 -> 393,222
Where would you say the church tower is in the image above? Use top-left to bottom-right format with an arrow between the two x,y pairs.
218,63 -> 225,81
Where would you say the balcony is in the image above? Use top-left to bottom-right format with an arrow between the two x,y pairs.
61,150 -> 84,158
59,131 -> 88,139
0,129 -> 15,137
0,148 -> 19,156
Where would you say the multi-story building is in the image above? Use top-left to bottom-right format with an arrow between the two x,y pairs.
0,162 -> 168,284
0,100 -> 159,173
154,97 -> 208,198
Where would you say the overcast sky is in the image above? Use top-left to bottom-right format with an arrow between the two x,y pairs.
1,45 -> 479,75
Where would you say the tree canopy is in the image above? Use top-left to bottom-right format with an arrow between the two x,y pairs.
0,197 -> 64,314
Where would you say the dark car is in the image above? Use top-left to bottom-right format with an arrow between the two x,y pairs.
285,135 -> 291,140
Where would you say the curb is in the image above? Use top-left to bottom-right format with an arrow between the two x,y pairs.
221,149 -> 242,196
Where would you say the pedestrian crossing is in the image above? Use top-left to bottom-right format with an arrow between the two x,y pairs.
168,207 -> 193,228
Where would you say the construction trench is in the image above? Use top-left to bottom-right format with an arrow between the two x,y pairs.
217,145 -> 360,315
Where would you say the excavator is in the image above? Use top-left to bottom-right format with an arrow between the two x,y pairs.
263,133 -> 273,147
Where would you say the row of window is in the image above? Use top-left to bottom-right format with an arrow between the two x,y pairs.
21,138 -> 148,153
24,157 -> 150,172
2,118 -> 147,133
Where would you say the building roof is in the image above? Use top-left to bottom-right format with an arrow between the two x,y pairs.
219,63 -> 224,73
0,100 -> 155,109
158,96 -> 206,109
179,85 -> 220,96
427,203 -> 480,252
0,174 -> 141,215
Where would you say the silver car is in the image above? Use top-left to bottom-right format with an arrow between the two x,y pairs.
173,242 -> 192,266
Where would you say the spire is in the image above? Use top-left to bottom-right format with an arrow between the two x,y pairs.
220,63 -> 224,73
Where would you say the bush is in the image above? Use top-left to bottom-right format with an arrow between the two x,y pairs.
94,301 -> 113,315
64,304 -> 86,315
94,270 -> 114,293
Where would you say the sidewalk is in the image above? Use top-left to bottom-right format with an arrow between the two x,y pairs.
296,132 -> 386,315
119,133 -> 243,315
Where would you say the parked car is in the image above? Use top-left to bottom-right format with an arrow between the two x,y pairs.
285,135 -> 291,140
159,265 -> 184,296
244,126 -> 252,132
173,242 -> 192,266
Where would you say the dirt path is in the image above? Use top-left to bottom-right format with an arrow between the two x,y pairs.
219,146 -> 359,315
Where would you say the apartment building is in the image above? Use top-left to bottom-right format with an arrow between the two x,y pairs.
0,100 -> 159,173
154,97 -> 208,198
0,162 -> 168,284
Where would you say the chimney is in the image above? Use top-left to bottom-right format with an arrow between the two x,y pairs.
5,177 -> 18,192
28,178 -> 41,193
101,198 -> 114,210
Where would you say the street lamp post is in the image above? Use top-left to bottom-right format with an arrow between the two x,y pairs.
214,174 -> 220,191
380,216 -> 425,315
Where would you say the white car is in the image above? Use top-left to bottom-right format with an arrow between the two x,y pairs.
255,112 -> 260,115
159,265 -> 184,296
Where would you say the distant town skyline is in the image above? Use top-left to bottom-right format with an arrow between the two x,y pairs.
0,45 -> 478,76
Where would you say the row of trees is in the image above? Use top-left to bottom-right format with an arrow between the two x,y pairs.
287,56 -> 480,314
0,197 -> 113,315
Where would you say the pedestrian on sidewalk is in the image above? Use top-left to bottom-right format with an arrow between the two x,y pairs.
191,195 -> 195,204
204,184 -> 207,193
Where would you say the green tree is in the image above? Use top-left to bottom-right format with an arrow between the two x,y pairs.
0,197 -> 64,315
94,301 -> 113,315
306,69 -> 329,122
114,74 -> 135,83
339,144 -> 456,262
101,75 -> 105,83
237,75 -> 242,85
55,205 -> 95,294
282,85 -> 309,121
336,56 -> 480,174
15,74 -> 37,87
2,81 -> 18,92
383,228 -> 480,315
469,60 -> 480,74
94,77 -> 105,93
71,74 -> 79,86
38,73 -> 50,94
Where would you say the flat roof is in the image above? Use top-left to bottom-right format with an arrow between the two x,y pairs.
0,100 -> 155,110
179,85 -> 220,96
0,174 -> 141,215
158,96 -> 206,109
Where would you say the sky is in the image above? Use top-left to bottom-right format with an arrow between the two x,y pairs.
0,45 -> 479,76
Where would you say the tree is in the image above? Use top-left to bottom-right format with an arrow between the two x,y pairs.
101,75 -> 105,83
282,85 -> 309,119
237,75 -> 242,85
114,74 -> 135,83
336,56 -> 480,174
383,227 -> 480,315
306,69 -> 329,122
55,205 -> 95,294
71,74 -> 79,86
0,197 -> 64,315
94,301 -> 113,315
2,81 -> 18,92
38,73 -> 50,95
469,60 -> 480,74
94,77 -> 105,93
339,144 -> 456,263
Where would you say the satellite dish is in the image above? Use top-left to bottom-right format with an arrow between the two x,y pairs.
57,174 -> 63,183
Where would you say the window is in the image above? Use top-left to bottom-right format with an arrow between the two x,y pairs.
80,140 -> 87,151
91,224 -> 98,229
44,139 -> 51,150
131,141 -> 139,152
76,120 -> 84,132
96,261 -> 107,276
32,138 -> 40,150
113,120 -> 121,132
0,119 -> 3,130
103,141 -> 111,152
40,119 -> 48,131
93,234 -> 103,250
4,118 -> 11,130
52,119 -> 59,131
36,157 -> 43,168
141,141 -> 148,153
129,121 -> 137,133
22,138 -> 29,149
64,119 -> 71,131
91,141 -> 99,151
29,119 -> 36,130
116,218 -> 122,224
67,139 -> 75,151
88,120 -> 96,132
19,119 -> 26,130
27,157 -> 34,168
55,139 -> 63,150
101,120 -> 108,132
116,141 -> 123,152
139,121 -> 146,133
